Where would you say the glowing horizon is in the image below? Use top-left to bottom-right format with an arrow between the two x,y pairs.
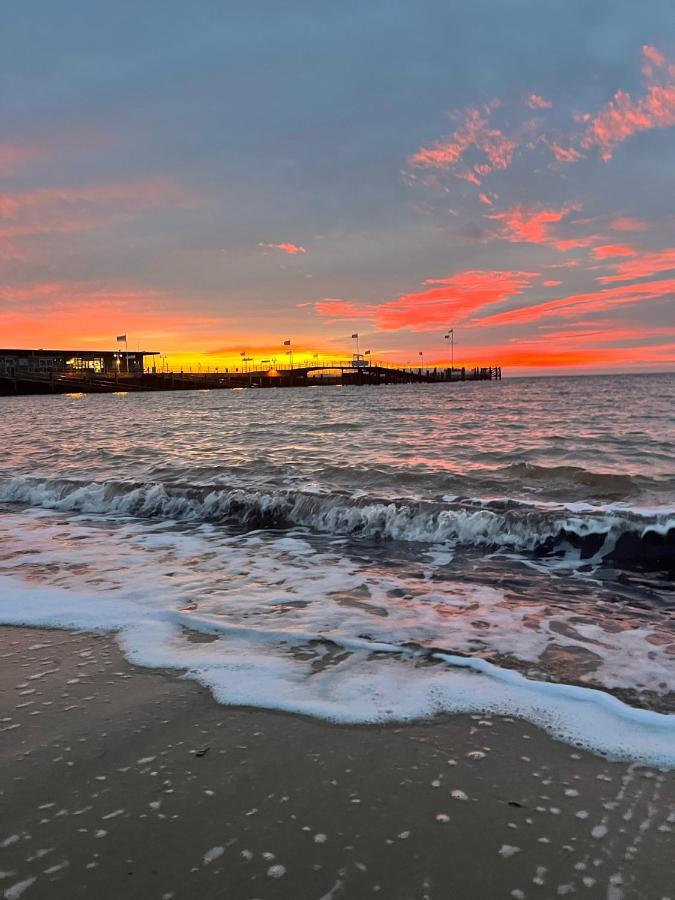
1,6 -> 674,375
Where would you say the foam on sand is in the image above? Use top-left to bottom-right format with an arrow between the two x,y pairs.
0,568 -> 674,766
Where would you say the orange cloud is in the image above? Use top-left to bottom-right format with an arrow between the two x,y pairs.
312,271 -> 537,331
598,247 -> 675,283
0,280 -> 222,349
374,270 -> 537,331
258,242 -> 306,255
312,299 -> 376,319
436,338 -> 675,369
581,45 -> 675,160
542,280 -> 561,287
527,94 -> 553,109
409,104 -> 516,184
592,244 -> 636,259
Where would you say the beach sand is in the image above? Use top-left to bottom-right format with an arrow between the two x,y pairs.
1,626 -> 673,899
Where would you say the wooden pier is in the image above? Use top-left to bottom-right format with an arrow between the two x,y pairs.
0,363 -> 501,397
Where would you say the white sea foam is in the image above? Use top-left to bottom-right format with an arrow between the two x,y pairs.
0,508 -> 673,766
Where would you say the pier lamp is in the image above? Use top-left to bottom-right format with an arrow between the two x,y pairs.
444,328 -> 454,371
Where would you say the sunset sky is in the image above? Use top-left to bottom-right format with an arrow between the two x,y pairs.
1,0 -> 675,373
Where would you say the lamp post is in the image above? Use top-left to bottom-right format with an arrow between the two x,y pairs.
444,328 -> 454,375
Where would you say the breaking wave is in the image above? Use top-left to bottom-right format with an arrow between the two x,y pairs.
1,475 -> 673,570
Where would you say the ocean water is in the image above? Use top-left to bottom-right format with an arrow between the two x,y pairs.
1,374 -> 674,763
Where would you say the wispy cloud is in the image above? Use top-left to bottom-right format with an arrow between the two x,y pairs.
0,179 -> 197,240
580,45 -> 675,160
311,299 -> 375,319
258,242 -> 307,255
610,216 -> 648,232
486,203 -> 579,245
592,244 -> 636,260
472,277 -> 675,328
598,247 -> 675,282
527,94 -> 553,109
314,270 -> 538,331
409,103 -> 516,185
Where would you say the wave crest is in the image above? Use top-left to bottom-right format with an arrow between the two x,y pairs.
1,475 -> 673,570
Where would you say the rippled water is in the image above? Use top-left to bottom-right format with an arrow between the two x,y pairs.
1,374 -> 674,762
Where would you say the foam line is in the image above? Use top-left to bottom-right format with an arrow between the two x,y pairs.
1,575 -> 674,766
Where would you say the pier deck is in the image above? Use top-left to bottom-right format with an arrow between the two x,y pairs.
0,364 -> 501,396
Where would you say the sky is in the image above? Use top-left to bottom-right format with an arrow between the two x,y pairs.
1,0 -> 675,373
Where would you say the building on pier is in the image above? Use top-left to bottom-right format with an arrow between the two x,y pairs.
0,348 -> 159,377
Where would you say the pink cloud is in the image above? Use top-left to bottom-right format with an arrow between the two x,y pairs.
472,277 -> 675,328
409,104 -> 516,184
592,244 -> 636,260
487,203 -> 578,244
581,45 -> 675,160
258,242 -> 306,256
527,94 -> 553,109
598,247 -> 675,283
542,139 -> 583,163
542,280 -> 561,287
610,216 -> 648,232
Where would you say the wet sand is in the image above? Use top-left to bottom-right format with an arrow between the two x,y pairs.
1,627 -> 673,899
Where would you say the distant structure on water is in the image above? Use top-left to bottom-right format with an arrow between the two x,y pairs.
0,347 -> 501,396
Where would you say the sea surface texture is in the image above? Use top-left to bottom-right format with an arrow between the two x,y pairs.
1,374 -> 674,762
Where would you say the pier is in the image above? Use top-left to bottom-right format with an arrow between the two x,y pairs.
0,348 -> 501,396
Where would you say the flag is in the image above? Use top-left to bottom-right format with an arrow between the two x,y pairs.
116,334 -> 126,342
351,333 -> 358,339
283,339 -> 291,346
364,350 -> 370,355
419,351 -> 423,356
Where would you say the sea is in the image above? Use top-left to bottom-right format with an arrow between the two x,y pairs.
1,374 -> 674,764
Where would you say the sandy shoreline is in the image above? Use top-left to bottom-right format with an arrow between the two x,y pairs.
1,626 -> 673,899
